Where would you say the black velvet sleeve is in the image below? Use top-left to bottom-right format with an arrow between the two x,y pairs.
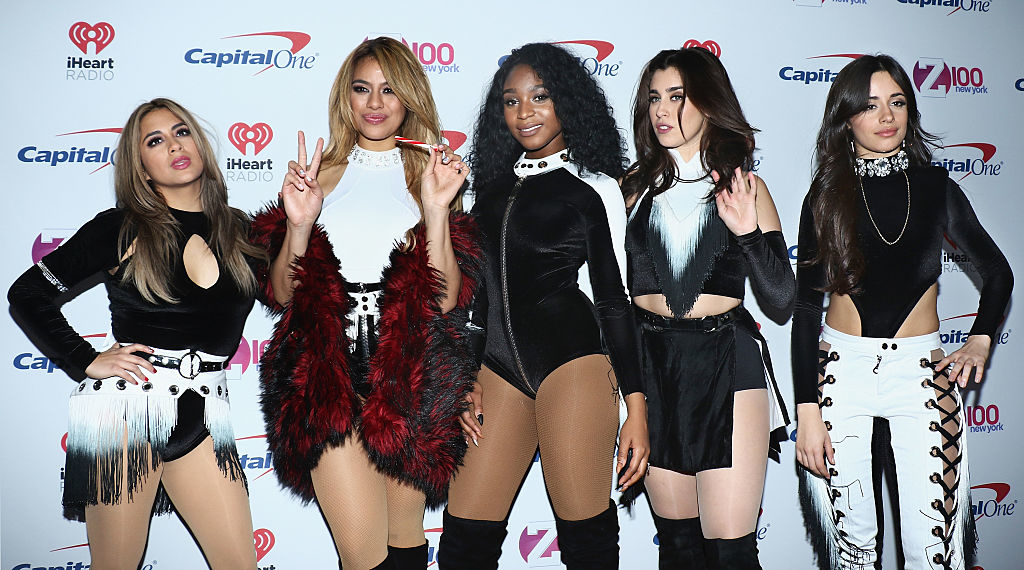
944,180 -> 1014,338
7,209 -> 123,377
582,196 -> 645,396
735,228 -> 796,312
791,196 -> 826,405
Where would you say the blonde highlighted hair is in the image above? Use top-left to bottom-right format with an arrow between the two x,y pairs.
321,37 -> 462,228
113,97 -> 265,303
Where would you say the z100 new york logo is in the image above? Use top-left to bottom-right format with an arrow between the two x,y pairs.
66,21 -> 115,81
793,0 -> 868,7
913,57 -> 988,97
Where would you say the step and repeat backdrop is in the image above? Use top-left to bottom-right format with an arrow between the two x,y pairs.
2,1 -> 1021,568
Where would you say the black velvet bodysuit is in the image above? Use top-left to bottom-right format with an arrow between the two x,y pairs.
8,208 -> 256,377
472,162 -> 643,398
792,165 -> 1013,404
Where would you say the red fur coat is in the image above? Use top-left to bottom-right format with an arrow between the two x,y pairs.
250,204 -> 483,507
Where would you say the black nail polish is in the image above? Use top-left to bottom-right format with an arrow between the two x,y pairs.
477,414 -> 484,426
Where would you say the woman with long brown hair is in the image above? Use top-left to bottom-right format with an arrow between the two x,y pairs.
621,47 -> 793,569
793,54 -> 1013,569
8,98 -> 263,568
250,37 -> 482,570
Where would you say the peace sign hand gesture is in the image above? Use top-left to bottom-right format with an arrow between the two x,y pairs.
280,131 -> 325,230
713,167 -> 759,236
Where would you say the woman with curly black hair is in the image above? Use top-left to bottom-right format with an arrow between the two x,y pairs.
437,42 -> 649,570
793,54 -> 1012,569
622,47 -> 793,569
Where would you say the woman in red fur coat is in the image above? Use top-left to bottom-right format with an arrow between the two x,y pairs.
250,37 -> 483,570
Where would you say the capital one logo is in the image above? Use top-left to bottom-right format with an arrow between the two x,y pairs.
254,528 -> 275,561
519,522 -> 560,566
933,142 -> 1001,181
228,123 -> 273,155
499,41 -> 619,77
683,39 -> 721,57
971,483 -> 1016,521
17,127 -> 121,172
69,22 -> 114,54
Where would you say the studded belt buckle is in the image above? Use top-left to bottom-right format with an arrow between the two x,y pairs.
177,350 -> 202,380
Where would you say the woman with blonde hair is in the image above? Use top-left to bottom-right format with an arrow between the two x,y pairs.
251,37 -> 483,570
9,97 -> 263,568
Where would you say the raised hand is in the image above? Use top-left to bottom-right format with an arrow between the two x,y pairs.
713,167 -> 759,236
280,131 -> 325,230
420,144 -> 469,215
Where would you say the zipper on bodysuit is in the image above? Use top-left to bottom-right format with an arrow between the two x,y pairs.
499,178 -> 535,396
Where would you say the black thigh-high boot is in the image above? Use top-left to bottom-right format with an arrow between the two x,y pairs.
387,543 -> 428,569
652,514 -> 707,569
554,500 -> 619,570
437,509 -> 507,569
365,553 -> 396,570
705,533 -> 761,570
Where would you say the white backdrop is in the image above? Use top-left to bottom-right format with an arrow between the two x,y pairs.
2,1 -> 1021,568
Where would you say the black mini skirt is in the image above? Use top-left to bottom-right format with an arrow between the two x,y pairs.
638,305 -> 768,474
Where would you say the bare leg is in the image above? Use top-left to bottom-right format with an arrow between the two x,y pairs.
161,436 -> 256,569
311,433 -> 389,570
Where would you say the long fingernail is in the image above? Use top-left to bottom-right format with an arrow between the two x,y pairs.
477,413 -> 484,426
473,436 -> 479,446
299,169 -> 305,176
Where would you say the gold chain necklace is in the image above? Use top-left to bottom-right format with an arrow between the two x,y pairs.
859,170 -> 910,246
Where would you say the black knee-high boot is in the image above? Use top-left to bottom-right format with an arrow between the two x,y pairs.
652,514 -> 707,569
437,509 -> 507,569
387,543 -> 428,569
705,533 -> 761,570
554,500 -> 619,570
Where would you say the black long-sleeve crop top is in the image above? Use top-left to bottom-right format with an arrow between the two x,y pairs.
8,208 -> 257,377
626,189 -> 796,313
471,161 -> 643,397
792,165 -> 1013,404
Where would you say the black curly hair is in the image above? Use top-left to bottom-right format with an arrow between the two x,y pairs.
468,42 -> 627,199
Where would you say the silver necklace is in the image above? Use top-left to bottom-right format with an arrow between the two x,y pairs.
859,170 -> 910,246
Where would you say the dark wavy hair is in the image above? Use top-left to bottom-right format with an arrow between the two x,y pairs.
468,42 -> 627,199
807,54 -> 939,294
622,47 -> 757,202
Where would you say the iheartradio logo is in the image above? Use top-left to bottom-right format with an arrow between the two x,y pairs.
442,130 -> 467,152
69,22 -> 114,55
254,528 -> 275,561
228,122 -> 273,155
683,39 -> 721,58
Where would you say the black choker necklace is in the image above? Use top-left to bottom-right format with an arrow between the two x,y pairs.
855,149 -> 909,177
